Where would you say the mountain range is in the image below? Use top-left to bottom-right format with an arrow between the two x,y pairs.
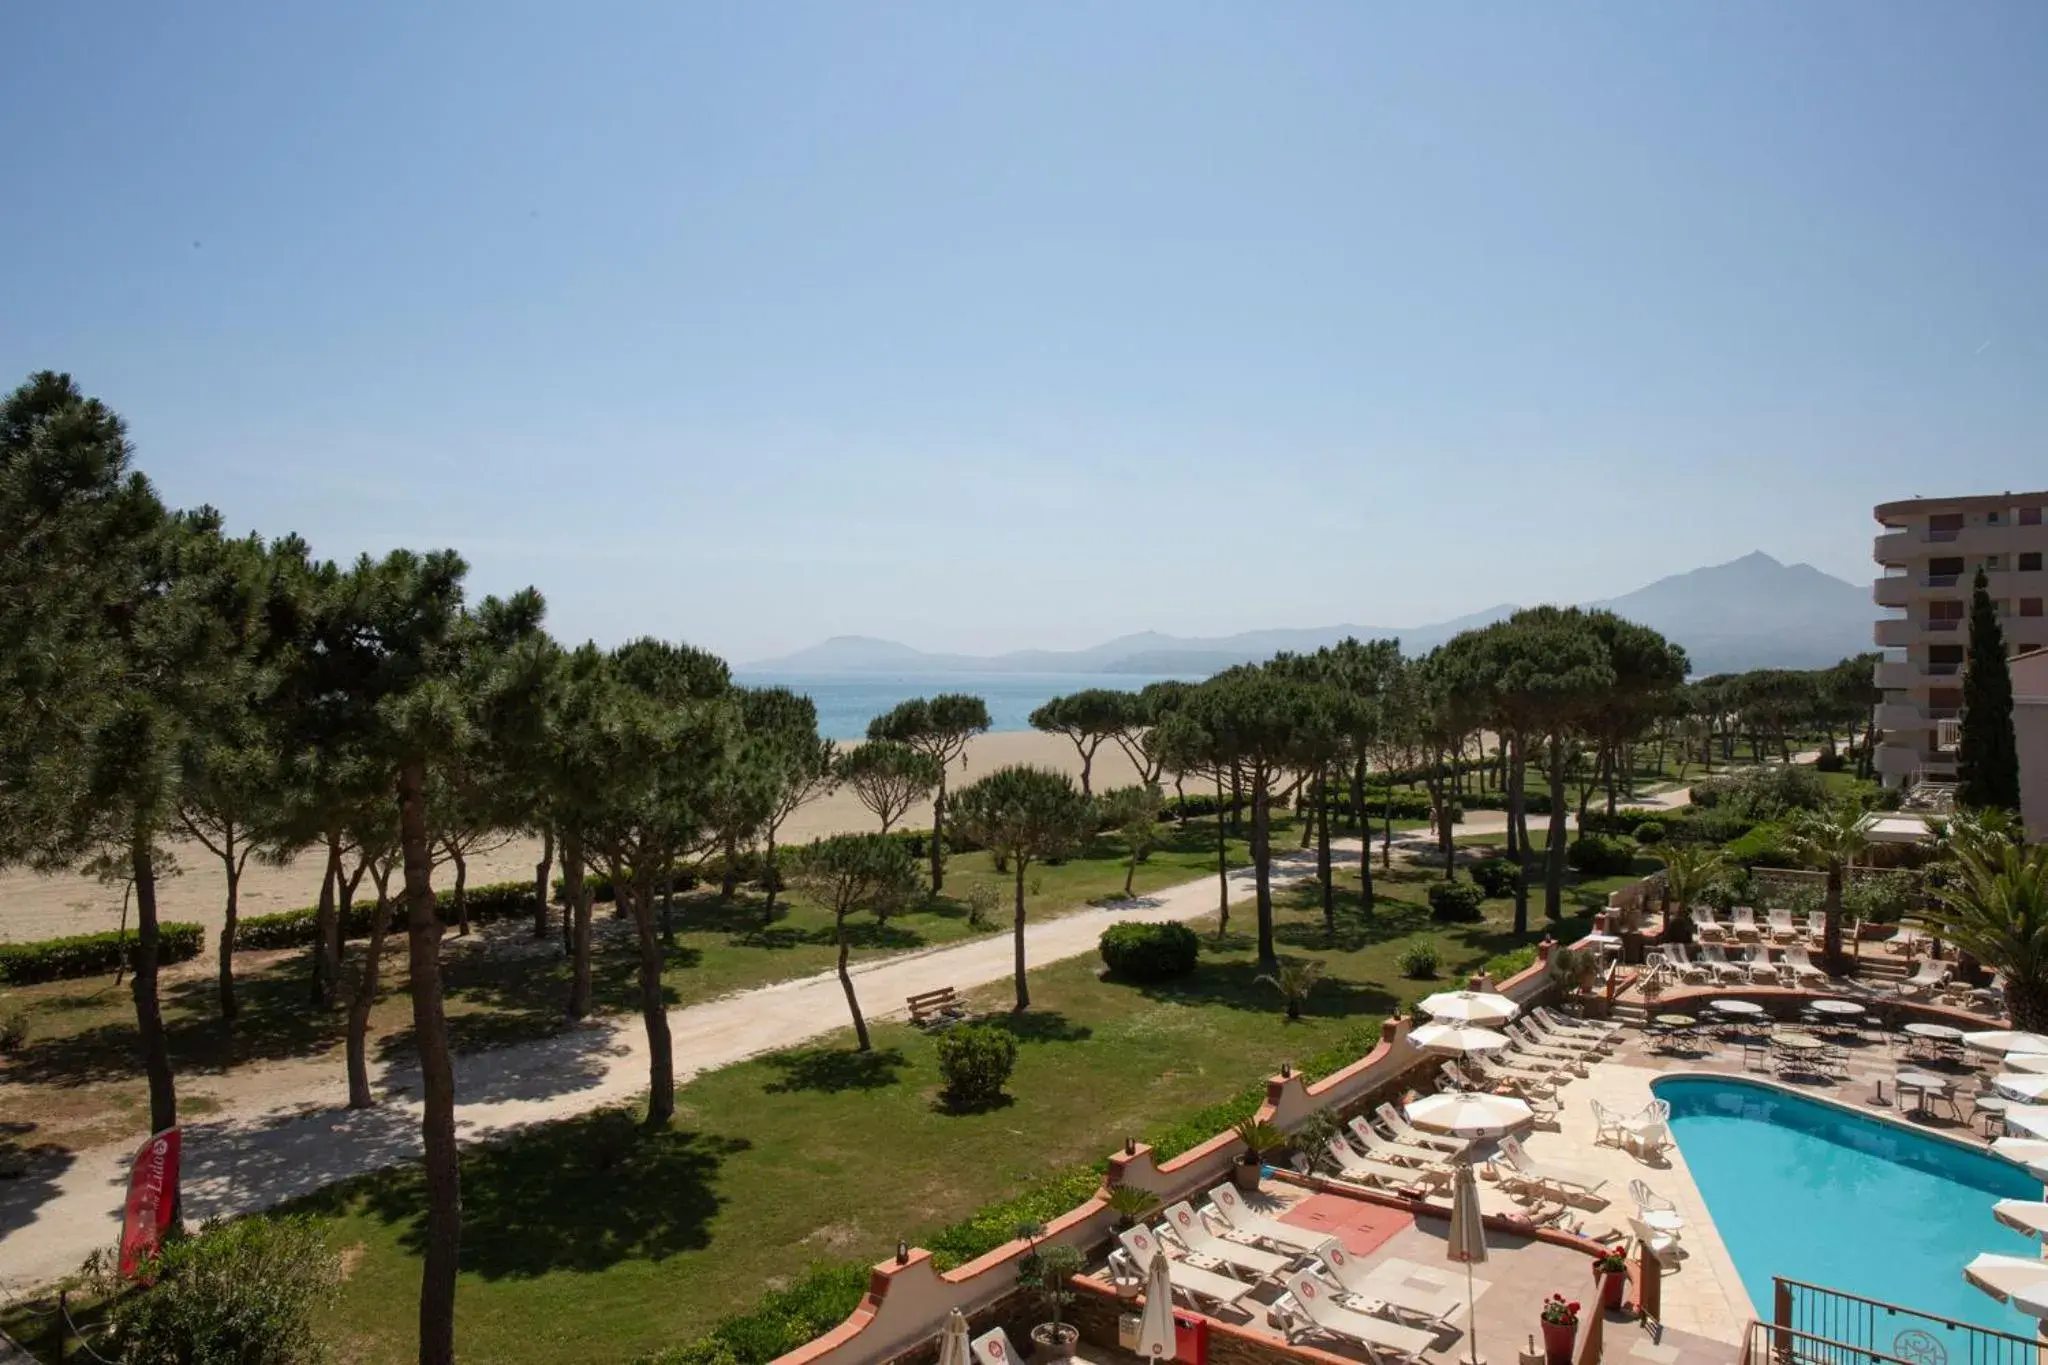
748,552 -> 1873,679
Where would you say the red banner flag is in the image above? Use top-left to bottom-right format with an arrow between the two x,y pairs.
119,1127 -> 181,1281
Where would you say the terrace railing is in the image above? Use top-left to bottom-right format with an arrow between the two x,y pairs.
1771,1278 -> 2044,1365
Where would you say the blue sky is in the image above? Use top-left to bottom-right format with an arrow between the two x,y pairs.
5,2 -> 2046,661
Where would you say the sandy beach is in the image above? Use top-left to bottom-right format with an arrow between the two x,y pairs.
0,731 -> 1154,947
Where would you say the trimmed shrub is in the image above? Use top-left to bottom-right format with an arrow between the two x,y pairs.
1483,945 -> 1539,982
1396,944 -> 1440,979
0,922 -> 205,985
1632,820 -> 1666,845
103,1215 -> 339,1365
1098,922 -> 1200,981
0,1009 -> 26,1054
935,1023 -> 1018,1110
1565,835 -> 1636,877
1427,881 -> 1485,922
1815,748 -> 1846,772
1726,822 -> 1796,868
1469,857 -> 1521,899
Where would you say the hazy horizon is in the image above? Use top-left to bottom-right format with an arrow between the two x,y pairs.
7,4 -> 2045,660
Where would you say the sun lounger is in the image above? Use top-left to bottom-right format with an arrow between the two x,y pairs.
1898,959 -> 1949,997
1694,906 -> 1726,942
1205,1184 -> 1331,1255
1512,1018 -> 1598,1058
1781,945 -> 1827,985
1326,1253 -> 1467,1333
1495,1135 -> 1608,1199
1117,1227 -> 1257,1313
1324,1139 -> 1442,1194
971,1328 -> 1025,1365
1466,1053 -> 1560,1097
1277,1272 -> 1435,1364
1507,1021 -> 1590,1063
1669,944 -> 1713,985
1698,944 -> 1749,985
1346,1116 -> 1452,1168
1766,908 -> 1800,943
1506,1036 -> 1585,1075
1160,1201 -> 1293,1278
1730,906 -> 1761,940
1375,1102 -> 1476,1158
1534,1006 -> 1621,1044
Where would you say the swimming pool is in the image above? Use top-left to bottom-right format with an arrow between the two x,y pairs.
1657,1075 -> 2042,1332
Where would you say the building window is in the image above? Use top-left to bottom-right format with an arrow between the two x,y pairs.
1989,511 -> 2005,525
2023,506 -> 2043,525
2023,598 -> 2044,618
2023,552 -> 2043,572
1986,555 -> 2005,571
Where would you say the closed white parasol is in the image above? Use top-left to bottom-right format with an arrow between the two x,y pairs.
1446,1159 -> 1489,1365
936,1309 -> 970,1365
1966,1252 -> 2048,1319
1407,1091 -> 1534,1138
1420,991 -> 1520,1025
1136,1240 -> 1176,1359
1410,1022 -> 1513,1055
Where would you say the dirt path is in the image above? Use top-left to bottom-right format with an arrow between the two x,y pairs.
0,840 -> 1353,1293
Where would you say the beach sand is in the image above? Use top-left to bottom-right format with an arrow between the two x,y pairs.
0,731 -> 1155,946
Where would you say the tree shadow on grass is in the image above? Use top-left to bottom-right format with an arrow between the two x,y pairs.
1273,887 -> 1433,954
932,1091 -> 1016,1117
762,1045 -> 909,1094
1135,961 -> 1397,1020
337,1108 -> 749,1279
728,921 -> 927,952
985,1011 -> 1092,1045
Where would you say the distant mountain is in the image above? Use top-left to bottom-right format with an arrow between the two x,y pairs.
748,553 -> 1870,678
1587,551 -> 1871,676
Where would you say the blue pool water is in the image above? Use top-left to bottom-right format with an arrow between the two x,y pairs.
1658,1075 -> 2041,1331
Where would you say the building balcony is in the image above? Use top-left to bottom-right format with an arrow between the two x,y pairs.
1874,576 -> 1911,609
1873,525 -> 2040,564
1874,743 -> 1922,777
1874,618 -> 1915,647
1874,660 -> 1911,689
1876,702 -> 1926,731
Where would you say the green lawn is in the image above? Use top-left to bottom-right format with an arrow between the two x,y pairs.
244,874 -> 1589,1363
0,817 -> 1303,1155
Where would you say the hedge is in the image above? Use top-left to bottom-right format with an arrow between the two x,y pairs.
1565,835 -> 1636,877
1427,881 -> 1485,922
1097,922 -> 1200,981
1,922 -> 206,985
237,880 -> 544,953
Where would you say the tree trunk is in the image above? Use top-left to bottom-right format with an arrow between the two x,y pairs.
1012,858 -> 1030,1011
1382,788 -> 1394,871
763,822 -> 782,922
1351,759 -> 1374,903
1822,862 -> 1847,973
721,834 -> 739,899
2008,978 -> 2048,1034
1300,771 -> 1317,849
346,865 -> 392,1109
396,761 -> 459,1365
1544,737 -> 1569,921
311,833 -> 340,1006
130,832 -> 177,1139
1252,780 -> 1276,970
1229,765 -> 1243,835
1214,773 -> 1230,937
217,847 -> 242,1023
565,828 -> 592,1020
836,909 -> 871,1051
1080,742 -> 1096,797
1603,742 -> 1619,816
1316,776 -> 1334,938
1509,735 -> 1529,936
928,775 -> 947,895
661,874 -> 675,947
1173,774 -> 1186,823
626,874 -> 676,1126
1124,849 -> 1138,898
452,848 -> 469,936
533,825 -> 554,940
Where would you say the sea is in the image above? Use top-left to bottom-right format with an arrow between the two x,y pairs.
730,671 -> 1207,741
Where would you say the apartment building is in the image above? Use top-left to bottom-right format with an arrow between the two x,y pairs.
1871,490 -> 2048,786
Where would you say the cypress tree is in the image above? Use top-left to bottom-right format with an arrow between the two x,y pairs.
1957,566 -> 2021,810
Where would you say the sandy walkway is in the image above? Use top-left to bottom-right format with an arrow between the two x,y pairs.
0,731 -> 1150,946
0,838 -> 1345,1292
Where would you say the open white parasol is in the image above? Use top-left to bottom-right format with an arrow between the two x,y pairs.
2001,1105 -> 2048,1140
1407,1090 -> 1534,1138
1966,1252 -> 2048,1319
1420,991 -> 1520,1025
1993,1201 -> 2048,1239
1410,1022 -> 1512,1055
1967,1031 -> 2048,1057
1991,1138 -> 2048,1182
1997,1074 -> 2048,1103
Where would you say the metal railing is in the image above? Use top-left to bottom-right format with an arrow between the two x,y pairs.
1773,1278 -> 2043,1365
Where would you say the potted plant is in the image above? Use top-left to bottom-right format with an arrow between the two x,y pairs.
1231,1119 -> 1282,1192
1539,1293 -> 1581,1365
1592,1249 -> 1628,1310
1014,1221 -> 1084,1358
1105,1186 -> 1160,1231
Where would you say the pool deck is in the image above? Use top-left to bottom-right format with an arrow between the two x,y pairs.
1506,1014 -> 2028,1347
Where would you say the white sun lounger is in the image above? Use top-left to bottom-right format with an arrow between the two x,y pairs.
1898,959 -> 1950,997
1766,908 -> 1800,943
971,1327 -> 1024,1365
1160,1201 -> 1292,1278
1205,1184 -> 1332,1254
1534,1006 -> 1621,1045
1496,1135 -> 1608,1199
1729,906 -> 1761,940
1318,1250 -> 1466,1332
1117,1227 -> 1257,1313
1781,945 -> 1827,985
1346,1116 -> 1452,1168
1375,1102 -> 1477,1158
1278,1271 -> 1435,1363
1324,1139 -> 1442,1194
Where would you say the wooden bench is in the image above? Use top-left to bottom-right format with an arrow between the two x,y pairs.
906,987 -> 967,1027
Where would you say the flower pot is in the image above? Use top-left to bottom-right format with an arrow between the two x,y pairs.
1540,1318 -> 1577,1365
1598,1268 -> 1627,1310
1231,1157 -> 1261,1192
1031,1323 -> 1079,1361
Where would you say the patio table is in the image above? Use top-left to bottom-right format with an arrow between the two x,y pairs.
1904,1021 -> 1966,1063
1654,1014 -> 1698,1029
1712,999 -> 1765,1016
1896,1068 -> 1957,1118
1809,1000 -> 1865,1017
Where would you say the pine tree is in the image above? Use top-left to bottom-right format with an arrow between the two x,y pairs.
1957,565 -> 2021,810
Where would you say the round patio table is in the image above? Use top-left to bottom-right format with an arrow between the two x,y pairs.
1905,1022 -> 1965,1041
1809,1000 -> 1865,1017
1654,1014 -> 1698,1028
1895,1068 -> 1955,1117
1711,999 -> 1765,1016
1773,1032 -> 1828,1052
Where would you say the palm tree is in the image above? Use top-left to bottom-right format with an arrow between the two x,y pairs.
1655,843 -> 1727,943
1785,800 -> 1869,973
1257,958 -> 1326,1020
1922,843 -> 2048,1031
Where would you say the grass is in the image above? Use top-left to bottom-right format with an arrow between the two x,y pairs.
0,816 -> 1352,1154
3,848 -> 1605,1364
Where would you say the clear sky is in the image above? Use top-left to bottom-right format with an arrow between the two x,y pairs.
5,2 -> 2046,662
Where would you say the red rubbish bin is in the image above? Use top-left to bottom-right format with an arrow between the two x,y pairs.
1173,1312 -> 1207,1365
